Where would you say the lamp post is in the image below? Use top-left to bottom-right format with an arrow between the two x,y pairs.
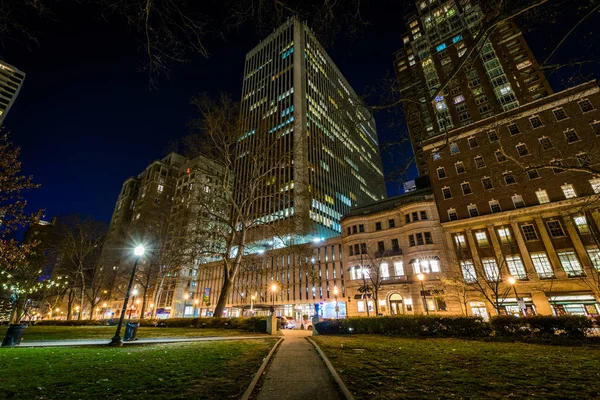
250,294 -> 256,314
128,289 -> 138,320
507,276 -> 525,316
193,299 -> 199,317
417,273 -> 429,315
109,245 -> 144,347
334,286 -> 339,319
270,283 -> 277,316
183,293 -> 190,318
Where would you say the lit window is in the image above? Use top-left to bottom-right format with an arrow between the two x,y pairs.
564,129 -> 580,143
157,185 -> 164,194
516,143 -> 529,156
482,258 -> 499,281
574,216 -> 590,234
448,208 -> 458,221
436,43 -> 447,52
474,156 -> 486,169
467,204 -> 478,217
506,255 -> 527,279
546,220 -> 565,237
380,263 -> 390,278
552,108 -> 567,121
442,187 -> 452,199
357,301 -> 365,312
437,167 -> 446,179
521,224 -> 538,241
536,189 -> 550,204
489,200 -> 502,213
449,143 -> 459,154
578,99 -> 594,113
460,260 -> 477,282
454,234 -> 466,247
455,162 -> 466,174
586,248 -> 600,271
527,169 -> 540,180
529,116 -> 543,128
475,231 -> 488,246
461,182 -> 473,195
511,194 -> 525,209
497,227 -> 512,244
516,60 -> 532,70
590,178 -> 600,193
561,183 -> 576,199
557,250 -> 584,277
394,261 -> 404,276
453,95 -> 465,104
531,253 -> 554,278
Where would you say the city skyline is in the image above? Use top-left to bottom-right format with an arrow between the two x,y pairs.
0,0 -> 597,227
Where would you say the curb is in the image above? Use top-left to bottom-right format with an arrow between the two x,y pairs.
306,337 -> 355,400
240,337 -> 285,400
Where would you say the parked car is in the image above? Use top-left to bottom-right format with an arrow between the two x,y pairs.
278,316 -> 296,329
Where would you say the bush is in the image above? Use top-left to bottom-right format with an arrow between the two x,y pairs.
491,315 -> 593,339
33,316 -> 268,332
315,315 -> 491,337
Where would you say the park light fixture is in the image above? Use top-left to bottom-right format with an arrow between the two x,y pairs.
109,243 -> 146,346
417,273 -> 428,315
507,276 -> 516,285
103,303 -> 107,307
184,293 -> 190,300
417,273 -> 425,281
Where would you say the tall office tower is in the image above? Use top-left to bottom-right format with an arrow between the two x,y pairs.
0,60 -> 25,124
393,0 -> 551,175
239,19 -> 386,243
98,153 -> 187,306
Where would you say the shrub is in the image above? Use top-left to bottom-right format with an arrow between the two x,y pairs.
491,315 -> 594,339
315,315 -> 491,337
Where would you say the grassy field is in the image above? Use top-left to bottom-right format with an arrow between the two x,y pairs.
0,325 -> 264,342
312,335 -> 600,399
0,338 -> 277,399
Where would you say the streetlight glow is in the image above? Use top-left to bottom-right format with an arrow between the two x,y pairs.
417,273 -> 425,281
507,276 -> 516,285
334,286 -> 338,296
271,283 -> 277,292
184,293 -> 190,300
134,245 -> 145,256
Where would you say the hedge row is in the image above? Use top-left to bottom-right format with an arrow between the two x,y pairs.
315,315 -> 595,339
33,317 -> 268,332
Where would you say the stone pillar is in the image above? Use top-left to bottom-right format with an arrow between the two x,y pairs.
266,313 -> 278,335
534,218 -> 567,279
562,216 -> 592,269
486,224 -> 506,269
510,221 -> 535,275
465,228 -> 485,273
531,292 -> 553,315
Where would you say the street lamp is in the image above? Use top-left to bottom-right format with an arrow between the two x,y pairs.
271,283 -> 277,312
334,286 -> 339,319
183,293 -> 190,318
417,273 -> 429,315
109,244 -> 145,347
251,294 -> 256,313
128,289 -> 139,320
507,276 -> 525,316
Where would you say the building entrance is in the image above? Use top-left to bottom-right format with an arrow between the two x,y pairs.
389,294 -> 404,315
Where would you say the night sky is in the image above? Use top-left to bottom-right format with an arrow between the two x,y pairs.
1,2 -> 598,224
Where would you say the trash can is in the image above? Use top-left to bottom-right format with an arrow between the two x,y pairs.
123,322 -> 139,341
1,324 -> 28,347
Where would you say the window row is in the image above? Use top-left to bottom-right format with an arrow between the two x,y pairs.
348,257 -> 441,281
408,232 -> 434,246
346,212 -> 429,235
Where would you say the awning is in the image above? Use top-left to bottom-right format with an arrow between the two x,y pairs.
409,256 -> 440,264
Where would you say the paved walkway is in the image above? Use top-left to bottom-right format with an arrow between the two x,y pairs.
16,335 -> 268,348
255,330 -> 343,400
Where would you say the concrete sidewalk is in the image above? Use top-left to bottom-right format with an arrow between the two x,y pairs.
255,330 -> 343,400
16,335 -> 269,348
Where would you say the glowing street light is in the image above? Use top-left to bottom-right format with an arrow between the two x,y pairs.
271,283 -> 278,308
109,244 -> 145,347
417,273 -> 429,315
334,286 -> 339,319
250,294 -> 256,313
507,276 -> 525,316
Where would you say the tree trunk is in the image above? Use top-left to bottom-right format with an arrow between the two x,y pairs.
79,269 -> 85,321
152,275 -> 166,318
9,297 -> 26,324
66,288 -> 75,320
140,286 -> 148,319
213,274 -> 233,318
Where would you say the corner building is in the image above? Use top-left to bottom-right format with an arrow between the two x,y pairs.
240,19 -> 386,242
394,0 -> 550,175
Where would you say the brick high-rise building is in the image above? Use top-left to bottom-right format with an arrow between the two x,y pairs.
393,0 -> 551,175
0,60 -> 25,124
239,18 -> 386,243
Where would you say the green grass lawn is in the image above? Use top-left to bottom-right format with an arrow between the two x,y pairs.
0,325 -> 264,342
312,335 -> 600,399
0,339 -> 277,399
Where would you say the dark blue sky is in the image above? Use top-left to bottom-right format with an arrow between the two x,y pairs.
1,2 -> 598,223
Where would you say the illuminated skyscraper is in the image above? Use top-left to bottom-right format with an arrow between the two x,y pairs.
394,0 -> 551,175
239,19 -> 386,242
0,60 -> 25,124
